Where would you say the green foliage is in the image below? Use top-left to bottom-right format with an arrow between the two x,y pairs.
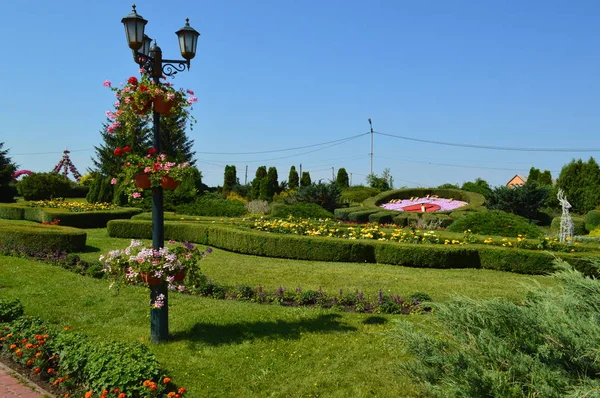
0,224 -> 87,252
448,210 -> 544,238
176,196 -> 248,217
486,182 -> 550,220
395,261 -> 600,397
0,143 -> 17,203
336,168 -> 349,189
67,184 -> 89,198
557,157 -> 600,213
527,166 -> 541,184
368,211 -> 395,224
270,203 -> 334,219
460,178 -> 491,197
287,181 -> 341,213
333,206 -> 365,221
340,186 -> 381,204
366,168 -> 393,191
288,166 -> 299,190
0,297 -> 24,322
251,166 -> 267,200
347,210 -> 380,223
223,165 -> 237,193
550,216 -> 586,236
392,213 -> 419,227
17,172 -> 72,201
300,171 -> 312,187
584,210 -> 600,232
539,170 -> 553,186
267,167 -> 279,198
437,183 -> 459,189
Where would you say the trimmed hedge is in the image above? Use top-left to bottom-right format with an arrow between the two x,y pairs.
550,216 -> 586,236
107,219 -> 599,276
0,224 -> 86,252
363,188 -> 486,213
347,209 -> 380,223
368,211 -> 396,224
270,202 -> 334,219
448,210 -> 544,238
0,204 -> 142,228
392,213 -> 419,227
334,206 -> 365,221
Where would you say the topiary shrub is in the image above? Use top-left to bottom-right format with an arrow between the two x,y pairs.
340,186 -> 381,204
0,224 -> 87,252
368,211 -> 395,224
176,196 -> 248,217
550,216 -> 586,236
584,210 -> 600,232
334,206 -> 364,221
0,297 -> 24,322
270,203 -> 334,219
447,210 -> 543,238
17,172 -> 72,201
347,209 -> 380,223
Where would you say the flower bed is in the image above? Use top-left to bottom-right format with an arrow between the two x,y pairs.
380,196 -> 468,212
28,199 -> 116,212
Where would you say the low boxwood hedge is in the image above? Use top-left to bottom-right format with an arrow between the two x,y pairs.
107,219 -> 598,276
0,204 -> 142,228
334,206 -> 365,221
368,211 -> 396,224
0,224 -> 86,252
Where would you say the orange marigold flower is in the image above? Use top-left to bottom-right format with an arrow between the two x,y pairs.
9,344 -> 16,350
21,339 -> 28,344
149,383 -> 157,391
64,326 -> 72,331
35,352 -> 42,358
178,387 -> 187,394
64,394 -> 70,398
25,343 -> 34,349
85,392 -> 93,398
16,349 -> 23,357
59,377 -> 64,383
26,359 -> 34,366
65,375 -> 70,380
33,368 -> 41,374
47,368 -> 55,374
52,380 -> 60,386
143,380 -> 152,387
168,392 -> 176,398
113,388 -> 120,393
118,394 -> 126,398
163,377 -> 171,384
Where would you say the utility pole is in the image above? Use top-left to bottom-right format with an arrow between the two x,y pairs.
299,163 -> 302,177
368,118 -> 374,175
244,165 -> 248,185
350,173 -> 352,186
332,167 -> 335,181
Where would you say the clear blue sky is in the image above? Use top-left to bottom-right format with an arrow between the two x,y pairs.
1,0 -> 598,188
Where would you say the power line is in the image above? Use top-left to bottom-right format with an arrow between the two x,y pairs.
196,132 -> 369,155
12,148 -> 94,156
376,155 -> 560,173
375,131 -> 600,152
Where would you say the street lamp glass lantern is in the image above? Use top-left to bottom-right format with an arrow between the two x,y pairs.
141,34 -> 153,56
176,18 -> 200,60
121,5 -> 148,50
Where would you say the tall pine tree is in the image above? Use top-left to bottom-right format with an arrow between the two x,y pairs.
288,166 -> 299,190
0,142 -> 17,202
159,114 -> 196,165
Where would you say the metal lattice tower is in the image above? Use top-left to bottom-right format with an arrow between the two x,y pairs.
557,189 -> 574,244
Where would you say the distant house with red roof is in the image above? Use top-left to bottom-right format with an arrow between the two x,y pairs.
506,174 -> 527,188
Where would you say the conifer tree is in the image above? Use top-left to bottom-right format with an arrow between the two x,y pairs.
251,166 -> 267,200
0,142 -> 17,202
223,165 -> 237,193
288,166 -> 299,190
300,171 -> 312,187
336,168 -> 349,189
159,114 -> 196,165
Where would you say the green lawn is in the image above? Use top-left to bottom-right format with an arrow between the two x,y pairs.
0,226 -> 557,397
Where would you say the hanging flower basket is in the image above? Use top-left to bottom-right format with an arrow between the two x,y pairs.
140,273 -> 162,286
135,173 -> 152,189
161,176 -> 179,190
131,100 -> 152,115
153,95 -> 175,115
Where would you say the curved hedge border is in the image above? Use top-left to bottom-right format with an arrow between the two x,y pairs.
363,188 -> 486,213
107,219 -> 598,276
0,224 -> 87,252
0,204 -> 142,228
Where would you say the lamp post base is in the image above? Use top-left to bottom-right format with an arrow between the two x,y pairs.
150,284 -> 169,343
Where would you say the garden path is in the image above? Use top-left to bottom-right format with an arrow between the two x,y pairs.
0,362 -> 52,398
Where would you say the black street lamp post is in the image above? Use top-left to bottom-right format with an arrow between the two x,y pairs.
121,4 -> 200,343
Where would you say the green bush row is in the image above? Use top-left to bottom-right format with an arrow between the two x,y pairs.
176,197 -> 247,217
270,202 -> 334,219
363,188 -> 486,212
107,220 -> 598,276
584,210 -> 600,232
0,204 -> 142,228
0,224 -> 86,252
448,210 -> 544,238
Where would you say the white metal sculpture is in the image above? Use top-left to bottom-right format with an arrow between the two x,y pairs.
557,189 -> 574,244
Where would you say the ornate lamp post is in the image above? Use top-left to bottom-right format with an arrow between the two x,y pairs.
121,4 -> 200,343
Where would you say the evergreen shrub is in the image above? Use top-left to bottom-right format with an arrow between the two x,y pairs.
17,172 -> 72,201
176,197 -> 248,217
448,210 -> 543,238
368,211 -> 395,224
270,203 -> 334,219
347,209 -> 380,223
334,206 -> 364,221
394,260 -> 600,397
584,210 -> 600,232
550,216 -> 587,236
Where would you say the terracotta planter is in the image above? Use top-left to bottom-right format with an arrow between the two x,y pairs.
153,95 -> 175,115
131,100 -> 152,115
173,271 -> 186,282
161,176 -> 179,190
135,173 -> 152,189
140,273 -> 161,285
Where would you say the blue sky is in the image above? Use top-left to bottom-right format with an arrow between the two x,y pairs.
1,0 -> 599,188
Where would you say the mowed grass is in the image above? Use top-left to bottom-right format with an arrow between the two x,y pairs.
0,224 -> 558,397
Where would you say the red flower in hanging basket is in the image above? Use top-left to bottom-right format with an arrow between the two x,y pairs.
123,146 -> 132,153
114,147 -> 124,156
148,148 -> 157,155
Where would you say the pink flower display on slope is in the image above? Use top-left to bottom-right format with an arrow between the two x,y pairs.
380,197 -> 468,212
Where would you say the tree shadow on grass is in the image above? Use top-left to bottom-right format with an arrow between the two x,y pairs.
170,313 -> 356,347
80,245 -> 101,254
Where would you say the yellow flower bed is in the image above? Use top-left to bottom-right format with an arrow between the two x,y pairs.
28,198 -> 116,213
